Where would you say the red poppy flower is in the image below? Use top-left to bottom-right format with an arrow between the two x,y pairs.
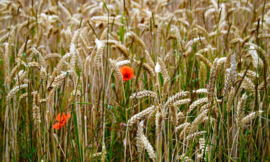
53,112 -> 71,130
119,66 -> 135,81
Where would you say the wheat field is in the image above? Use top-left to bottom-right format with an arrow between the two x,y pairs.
0,0 -> 270,161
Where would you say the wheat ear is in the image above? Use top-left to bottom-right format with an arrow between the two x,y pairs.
184,131 -> 206,142
130,90 -> 158,99
187,97 -> 208,114
190,109 -> 209,134
6,84 -> 28,102
108,58 -> 123,80
241,110 -> 263,127
165,91 -> 189,108
236,93 -> 247,128
207,58 -> 218,101
140,121 -> 156,161
136,121 -> 144,157
128,105 -> 155,127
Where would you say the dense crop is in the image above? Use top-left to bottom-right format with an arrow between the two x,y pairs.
0,0 -> 270,161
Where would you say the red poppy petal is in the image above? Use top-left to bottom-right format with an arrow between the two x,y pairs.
53,123 -> 61,130
66,113 -> 71,119
119,66 -> 134,81
56,112 -> 67,122
56,113 -> 62,121
63,119 -> 68,125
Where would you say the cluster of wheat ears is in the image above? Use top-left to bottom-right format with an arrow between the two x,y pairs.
0,0 -> 270,161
